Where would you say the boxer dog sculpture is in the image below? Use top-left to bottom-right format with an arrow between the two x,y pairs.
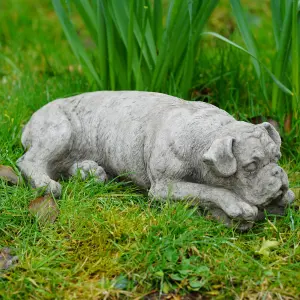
17,91 -> 295,229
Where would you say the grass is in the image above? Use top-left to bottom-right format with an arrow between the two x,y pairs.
0,0 -> 300,299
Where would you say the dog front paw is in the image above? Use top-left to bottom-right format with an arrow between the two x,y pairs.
210,207 -> 255,231
236,201 -> 258,221
219,196 -> 258,221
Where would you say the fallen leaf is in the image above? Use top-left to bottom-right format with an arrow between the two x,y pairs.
0,247 -> 18,270
256,238 -> 279,257
0,165 -> 20,185
28,195 -> 59,224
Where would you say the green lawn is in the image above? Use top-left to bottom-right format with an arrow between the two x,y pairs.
0,1 -> 299,299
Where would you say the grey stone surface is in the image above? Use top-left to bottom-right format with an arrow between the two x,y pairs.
17,91 -> 295,228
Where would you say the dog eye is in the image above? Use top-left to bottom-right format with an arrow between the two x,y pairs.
243,162 -> 257,172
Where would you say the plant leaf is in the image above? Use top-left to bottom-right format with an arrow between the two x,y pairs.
52,0 -> 103,88
0,165 -> 20,185
189,279 -> 205,289
203,32 -> 293,96
29,195 -> 59,224
256,239 -> 279,257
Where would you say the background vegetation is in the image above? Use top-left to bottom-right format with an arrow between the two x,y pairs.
0,0 -> 299,299
53,0 -> 300,139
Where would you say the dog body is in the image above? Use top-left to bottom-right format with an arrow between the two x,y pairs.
17,91 -> 294,228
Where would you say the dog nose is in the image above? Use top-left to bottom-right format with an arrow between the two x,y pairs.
280,189 -> 295,205
271,166 -> 284,177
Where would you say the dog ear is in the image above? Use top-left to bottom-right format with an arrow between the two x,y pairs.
260,122 -> 281,146
203,136 -> 237,177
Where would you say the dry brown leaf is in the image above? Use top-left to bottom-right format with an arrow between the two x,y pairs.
28,195 -> 59,224
0,165 -> 20,185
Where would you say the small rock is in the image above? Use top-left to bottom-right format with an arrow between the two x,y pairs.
0,247 -> 18,270
29,195 -> 59,224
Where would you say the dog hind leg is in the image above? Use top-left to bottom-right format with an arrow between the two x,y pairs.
17,109 -> 73,198
17,151 -> 63,198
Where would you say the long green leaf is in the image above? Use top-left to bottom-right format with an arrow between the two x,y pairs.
102,2 -> 116,90
127,0 -> 135,89
52,0 -> 102,88
271,0 -> 293,112
168,0 -> 217,93
230,0 -> 268,100
271,0 -> 283,50
203,32 -> 293,97
291,0 -> 299,117
94,0 -> 108,89
153,0 -> 163,50
151,0 -> 183,90
179,1 -> 194,98
73,1 -> 98,42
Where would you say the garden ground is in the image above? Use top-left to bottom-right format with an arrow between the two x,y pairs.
0,1 -> 299,299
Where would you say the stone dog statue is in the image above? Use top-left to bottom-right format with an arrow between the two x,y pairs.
17,91 -> 295,229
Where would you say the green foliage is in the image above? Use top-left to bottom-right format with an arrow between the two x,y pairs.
53,0 -> 300,135
208,0 -> 300,133
52,0 -> 219,98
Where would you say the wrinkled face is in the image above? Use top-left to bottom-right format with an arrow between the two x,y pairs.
233,128 -> 287,207
203,122 -> 294,209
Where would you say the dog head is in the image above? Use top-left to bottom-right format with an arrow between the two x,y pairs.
203,122 -> 295,209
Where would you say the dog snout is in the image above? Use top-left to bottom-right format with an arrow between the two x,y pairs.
271,166 -> 289,190
277,189 -> 295,207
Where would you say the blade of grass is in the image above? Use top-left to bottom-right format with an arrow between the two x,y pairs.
291,0 -> 299,119
144,19 -> 157,65
52,0 -> 103,88
271,0 -> 283,50
178,0 -> 194,98
102,2 -> 116,90
151,0 -> 183,90
108,0 -> 147,87
203,32 -> 293,97
153,0 -> 163,50
73,0 -> 98,42
229,0 -> 267,100
174,0 -> 219,95
94,0 -> 108,89
127,0 -> 135,89
271,0 -> 293,112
